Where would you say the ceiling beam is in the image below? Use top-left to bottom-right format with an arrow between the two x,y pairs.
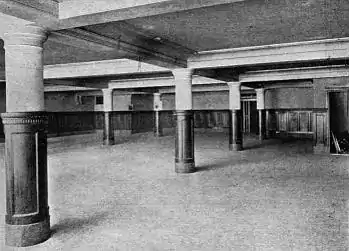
239,65 -> 349,83
108,75 -> 225,89
0,0 -> 58,28
159,85 -> 253,94
49,28 -> 187,68
189,38 -> 349,69
44,85 -> 100,92
57,0 -> 245,30
44,59 -> 169,80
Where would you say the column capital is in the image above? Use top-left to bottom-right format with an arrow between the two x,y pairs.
256,88 -> 265,110
255,88 -> 265,95
102,88 -> 114,96
227,81 -> 241,89
173,69 -> 193,110
153,93 -> 161,98
4,24 -> 48,48
153,93 -> 162,111
102,88 -> 114,112
228,82 -> 241,110
172,68 -> 194,79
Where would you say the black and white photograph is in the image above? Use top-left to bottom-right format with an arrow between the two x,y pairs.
0,0 -> 348,250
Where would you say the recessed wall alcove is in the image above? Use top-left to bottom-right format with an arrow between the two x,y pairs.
327,88 -> 349,154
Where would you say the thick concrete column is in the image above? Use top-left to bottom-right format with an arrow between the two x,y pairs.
153,93 -> 163,137
102,88 -> 114,145
256,88 -> 266,141
1,25 -> 50,247
173,68 -> 195,173
228,82 -> 243,151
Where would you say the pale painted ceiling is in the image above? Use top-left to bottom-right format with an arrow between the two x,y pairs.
0,0 -> 349,78
47,0 -> 349,63
123,0 -> 349,51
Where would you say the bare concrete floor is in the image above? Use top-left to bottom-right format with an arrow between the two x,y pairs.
0,132 -> 348,250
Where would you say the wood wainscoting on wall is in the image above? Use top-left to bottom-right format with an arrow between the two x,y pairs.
313,109 -> 329,153
267,109 -> 313,139
0,117 -> 3,138
193,110 -> 230,130
47,112 -> 101,137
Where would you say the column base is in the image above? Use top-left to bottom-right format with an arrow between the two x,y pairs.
154,133 -> 163,137
103,138 -> 114,146
175,162 -> 196,173
229,143 -> 243,151
5,219 -> 50,247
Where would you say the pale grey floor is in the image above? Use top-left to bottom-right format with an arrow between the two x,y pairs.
0,132 -> 348,251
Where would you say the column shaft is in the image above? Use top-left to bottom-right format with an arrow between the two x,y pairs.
266,110 -> 270,138
154,93 -> 162,137
2,25 -> 50,247
229,110 -> 243,151
173,69 -> 195,173
228,82 -> 243,151
256,88 -> 266,141
102,89 -> 114,145
175,110 -> 195,173
258,109 -> 266,141
103,111 -> 114,145
154,110 -> 162,137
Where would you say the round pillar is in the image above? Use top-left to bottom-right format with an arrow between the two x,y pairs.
229,110 -> 243,151
258,109 -> 266,141
154,93 -> 162,137
256,88 -> 266,141
228,82 -> 243,151
174,110 -> 195,173
2,24 -> 50,247
265,110 -> 270,139
102,89 -> 114,145
173,69 -> 195,173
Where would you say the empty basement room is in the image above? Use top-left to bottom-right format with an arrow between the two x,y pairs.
0,0 -> 349,250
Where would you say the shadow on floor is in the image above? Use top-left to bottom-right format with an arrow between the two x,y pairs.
242,139 -> 280,150
195,156 -> 265,172
51,211 -> 110,238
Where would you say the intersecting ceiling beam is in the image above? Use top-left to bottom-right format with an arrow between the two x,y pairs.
49,28 -> 187,68
44,59 -> 168,80
0,0 -> 245,30
189,38 -> 349,69
57,0 -> 245,30
0,0 -> 58,28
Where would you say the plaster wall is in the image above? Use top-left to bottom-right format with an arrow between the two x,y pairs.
131,94 -> 154,111
265,87 -> 314,109
313,77 -> 349,109
161,91 -> 229,110
45,92 -> 95,112
94,94 -> 132,111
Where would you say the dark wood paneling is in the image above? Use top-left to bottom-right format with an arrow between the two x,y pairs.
268,109 -> 313,139
161,110 -> 230,130
160,111 -> 176,129
0,117 -> 4,138
47,112 -> 97,136
313,110 -> 329,153
111,112 -> 132,130
95,112 -> 104,130
131,111 -> 154,133
194,110 -> 229,128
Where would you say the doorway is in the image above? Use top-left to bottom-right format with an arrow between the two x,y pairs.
329,91 -> 349,153
242,100 -> 258,135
